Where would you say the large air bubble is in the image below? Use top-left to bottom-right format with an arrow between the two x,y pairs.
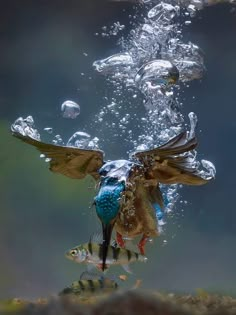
135,59 -> 179,93
61,100 -> 80,119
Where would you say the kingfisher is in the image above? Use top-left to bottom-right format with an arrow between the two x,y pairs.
11,127 -> 213,271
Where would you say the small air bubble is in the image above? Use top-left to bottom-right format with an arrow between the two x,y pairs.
44,127 -> 53,134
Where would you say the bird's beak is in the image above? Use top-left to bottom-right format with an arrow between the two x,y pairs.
102,222 -> 114,271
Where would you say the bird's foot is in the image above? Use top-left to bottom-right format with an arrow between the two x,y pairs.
116,232 -> 126,248
138,235 -> 149,255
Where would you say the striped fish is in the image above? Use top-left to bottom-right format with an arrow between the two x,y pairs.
65,234 -> 147,272
59,271 -> 120,296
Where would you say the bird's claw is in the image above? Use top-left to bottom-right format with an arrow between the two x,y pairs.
116,232 -> 126,248
138,235 -> 149,255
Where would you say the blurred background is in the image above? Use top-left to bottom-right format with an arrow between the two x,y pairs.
0,0 -> 235,299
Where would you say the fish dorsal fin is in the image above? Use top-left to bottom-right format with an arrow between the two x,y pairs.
90,232 -> 103,244
90,232 -> 117,246
80,271 -> 101,281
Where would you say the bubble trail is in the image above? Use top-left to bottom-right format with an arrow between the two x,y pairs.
11,0 -> 218,238
92,0 -> 217,233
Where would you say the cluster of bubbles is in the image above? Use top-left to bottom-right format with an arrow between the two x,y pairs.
12,116 -> 41,141
12,115 -> 100,152
11,0 -> 219,239
95,21 -> 126,37
67,132 -> 100,150
92,1 -> 208,145
92,0 -> 217,233
139,0 -> 236,9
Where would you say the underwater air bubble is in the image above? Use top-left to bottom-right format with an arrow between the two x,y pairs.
61,100 -> 80,119
190,0 -> 204,9
136,144 -> 149,152
88,137 -> 100,150
147,2 -> 179,23
187,4 -> 197,17
174,59 -> 205,82
188,112 -> 198,139
93,53 -> 134,75
161,40 -> 205,82
52,135 -> 63,145
185,20 -> 192,25
67,131 -> 91,149
135,59 -> 179,92
111,22 -> 125,36
91,0 -> 215,234
201,159 -> 216,179
11,116 -> 41,141
162,40 -> 204,65
44,127 -> 53,134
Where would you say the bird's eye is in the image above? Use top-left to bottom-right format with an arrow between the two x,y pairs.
70,249 -> 78,256
99,169 -> 108,176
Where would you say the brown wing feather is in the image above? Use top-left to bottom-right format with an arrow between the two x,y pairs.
135,132 -> 197,158
12,130 -> 104,180
133,131 -> 209,186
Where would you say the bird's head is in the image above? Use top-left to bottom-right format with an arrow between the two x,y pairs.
94,176 -> 125,271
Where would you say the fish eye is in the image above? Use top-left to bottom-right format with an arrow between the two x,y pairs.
70,249 -> 78,256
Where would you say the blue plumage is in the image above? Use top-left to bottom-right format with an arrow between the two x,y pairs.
153,194 -> 169,221
95,177 -> 125,225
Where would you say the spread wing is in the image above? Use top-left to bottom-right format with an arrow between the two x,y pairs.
133,131 -> 209,185
12,130 -> 104,180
